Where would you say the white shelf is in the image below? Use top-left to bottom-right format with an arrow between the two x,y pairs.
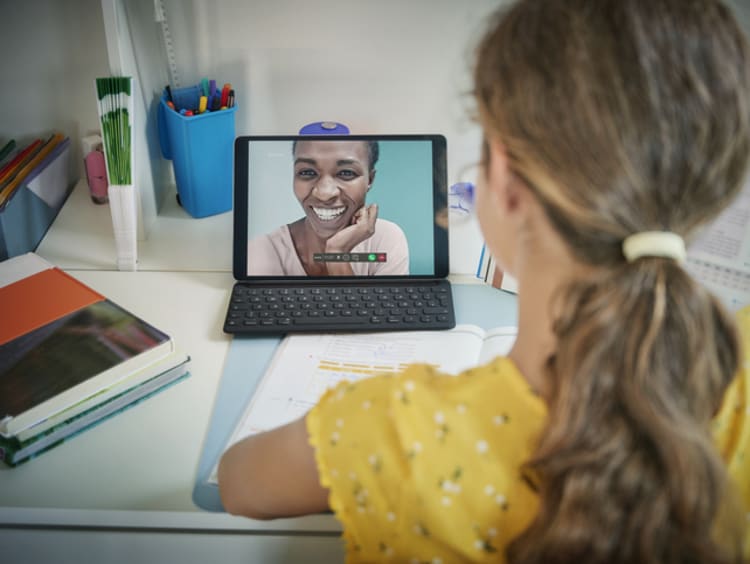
37,179 -> 233,272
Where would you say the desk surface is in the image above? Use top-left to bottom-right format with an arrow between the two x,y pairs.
0,270 -> 230,513
3,181 -> 516,545
0,269 -> 338,534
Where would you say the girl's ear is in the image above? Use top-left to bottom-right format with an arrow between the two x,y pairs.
487,137 -> 523,215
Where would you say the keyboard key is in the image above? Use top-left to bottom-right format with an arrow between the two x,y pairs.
293,315 -> 368,325
423,307 -> 449,314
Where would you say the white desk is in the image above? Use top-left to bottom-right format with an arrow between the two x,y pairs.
2,182 -> 497,563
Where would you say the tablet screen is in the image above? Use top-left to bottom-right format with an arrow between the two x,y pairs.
233,134 -> 448,280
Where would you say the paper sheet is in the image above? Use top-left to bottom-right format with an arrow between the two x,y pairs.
686,179 -> 750,310
689,181 -> 750,272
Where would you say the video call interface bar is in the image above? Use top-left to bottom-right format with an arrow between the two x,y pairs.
313,252 -> 388,263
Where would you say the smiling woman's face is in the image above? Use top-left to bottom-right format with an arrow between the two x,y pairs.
293,141 -> 372,239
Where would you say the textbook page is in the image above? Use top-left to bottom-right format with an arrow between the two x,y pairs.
477,326 -> 518,365
686,178 -> 750,311
209,325 -> 517,483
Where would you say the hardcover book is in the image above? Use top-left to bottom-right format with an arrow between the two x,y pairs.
0,253 -> 186,450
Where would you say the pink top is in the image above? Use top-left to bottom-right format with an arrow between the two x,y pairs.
246,219 -> 409,276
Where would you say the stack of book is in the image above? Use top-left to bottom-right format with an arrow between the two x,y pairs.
0,253 -> 190,466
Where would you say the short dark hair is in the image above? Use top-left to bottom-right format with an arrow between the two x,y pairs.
292,140 -> 379,170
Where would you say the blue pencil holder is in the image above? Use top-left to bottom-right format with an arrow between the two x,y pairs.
158,95 -> 236,218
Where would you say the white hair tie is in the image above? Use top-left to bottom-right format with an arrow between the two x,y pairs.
622,231 -> 686,263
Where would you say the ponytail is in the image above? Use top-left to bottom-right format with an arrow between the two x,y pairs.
507,259 -> 744,563
472,0 -> 750,559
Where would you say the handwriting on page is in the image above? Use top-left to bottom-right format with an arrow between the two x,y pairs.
686,180 -> 750,310
230,328 -> 487,441
685,258 -> 750,312
690,182 -> 750,266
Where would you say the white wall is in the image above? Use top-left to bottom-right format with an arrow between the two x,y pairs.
9,0 -> 745,274
0,0 -> 502,273
160,0 -> 504,273
0,0 -> 110,182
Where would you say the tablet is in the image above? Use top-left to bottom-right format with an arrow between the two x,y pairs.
232,134 -> 449,281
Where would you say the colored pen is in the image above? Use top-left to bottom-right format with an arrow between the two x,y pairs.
0,139 -> 42,182
227,89 -> 235,108
209,79 -> 216,98
0,139 -> 16,162
198,96 -> 208,113
220,83 -> 230,107
201,78 -> 209,97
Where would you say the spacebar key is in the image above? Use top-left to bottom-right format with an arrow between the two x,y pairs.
293,316 -> 368,325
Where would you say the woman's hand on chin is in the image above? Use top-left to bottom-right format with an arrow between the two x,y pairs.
326,203 -> 378,253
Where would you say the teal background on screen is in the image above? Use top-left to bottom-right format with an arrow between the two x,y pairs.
248,140 -> 436,274
371,141 -> 435,274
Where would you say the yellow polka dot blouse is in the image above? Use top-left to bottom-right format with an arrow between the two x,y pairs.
306,314 -> 750,562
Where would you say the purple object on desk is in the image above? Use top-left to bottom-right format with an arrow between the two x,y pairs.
298,121 -> 350,135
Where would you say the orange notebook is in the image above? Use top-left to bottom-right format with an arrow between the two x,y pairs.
0,268 -> 104,346
0,253 -> 176,438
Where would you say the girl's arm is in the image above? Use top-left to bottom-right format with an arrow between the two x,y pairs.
218,417 -> 329,519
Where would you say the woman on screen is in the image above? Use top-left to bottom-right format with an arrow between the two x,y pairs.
246,140 -> 409,276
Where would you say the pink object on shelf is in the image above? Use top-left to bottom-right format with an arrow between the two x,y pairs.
85,150 -> 108,204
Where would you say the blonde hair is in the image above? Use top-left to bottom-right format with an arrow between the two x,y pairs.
474,0 -> 750,562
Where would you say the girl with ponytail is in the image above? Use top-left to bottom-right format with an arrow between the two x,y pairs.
219,0 -> 750,561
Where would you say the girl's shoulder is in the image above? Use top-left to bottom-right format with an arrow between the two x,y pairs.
307,359 -> 547,561
713,306 -> 750,544
317,357 -> 545,416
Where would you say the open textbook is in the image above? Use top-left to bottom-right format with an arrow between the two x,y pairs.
209,324 -> 517,483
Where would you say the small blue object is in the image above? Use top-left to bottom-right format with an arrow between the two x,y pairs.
298,121 -> 350,135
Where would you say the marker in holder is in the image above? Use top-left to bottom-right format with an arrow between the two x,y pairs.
158,90 -> 236,218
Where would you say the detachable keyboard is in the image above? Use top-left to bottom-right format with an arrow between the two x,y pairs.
223,279 -> 456,335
